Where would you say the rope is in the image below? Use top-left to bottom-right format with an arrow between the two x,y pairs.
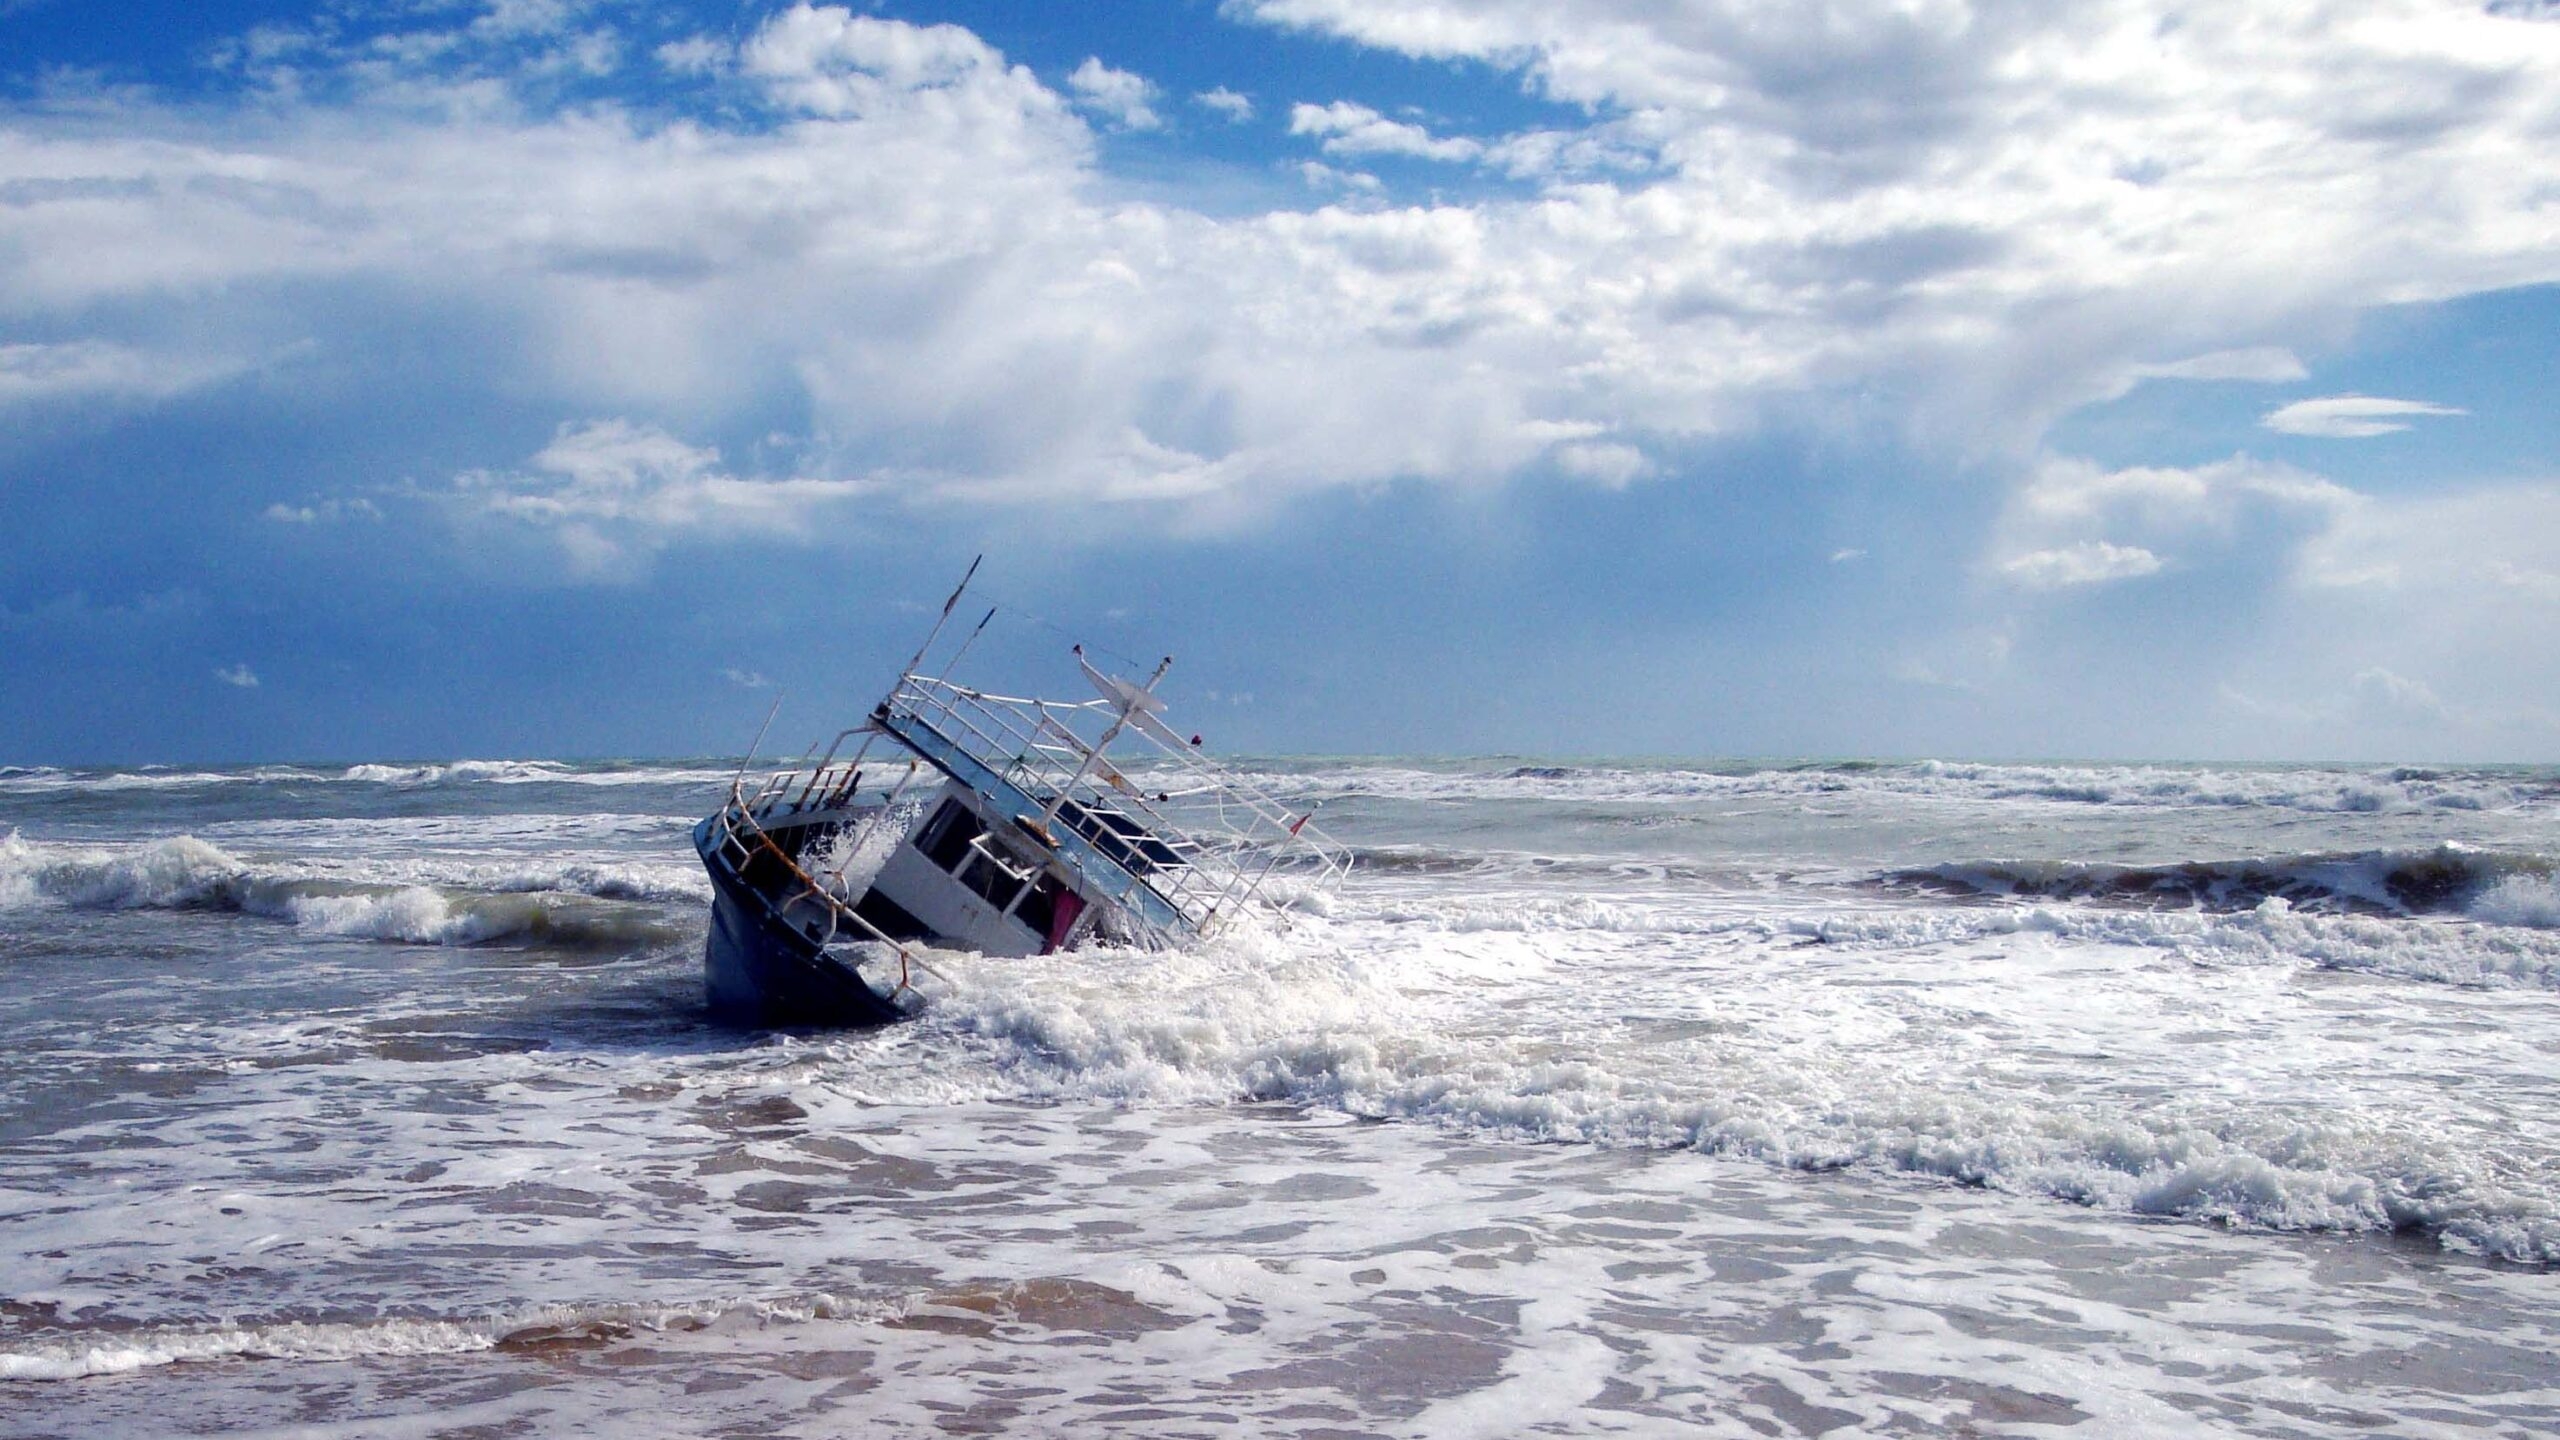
963,590 -> 1155,676
736,813 -> 940,998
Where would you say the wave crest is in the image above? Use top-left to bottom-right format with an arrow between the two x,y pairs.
894,929 -> 2560,1261
0,1292 -> 898,1383
0,834 -> 691,948
1892,844 -> 2553,920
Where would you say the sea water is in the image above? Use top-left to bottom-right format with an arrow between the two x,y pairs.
2,757 -> 2556,1436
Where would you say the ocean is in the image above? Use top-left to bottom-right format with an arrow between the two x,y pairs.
2,756 -> 2556,1436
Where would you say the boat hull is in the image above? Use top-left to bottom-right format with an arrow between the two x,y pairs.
694,816 -> 905,1028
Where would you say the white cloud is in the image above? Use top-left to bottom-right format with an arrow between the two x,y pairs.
1478,122 -> 1662,180
2194,480 -> 2560,754
740,5 -> 1058,122
214,664 -> 259,688
1983,452 -> 2354,603
1997,541 -> 2164,590
265,497 -> 383,524
655,36 -> 726,75
1236,1 -> 2560,445
0,341 -> 249,405
2348,666 -> 2448,725
2132,347 -> 2309,384
1296,160 -> 1382,193
1550,440 -> 1652,488
1067,58 -> 1162,131
2011,454 -> 2353,533
470,0 -> 588,42
1194,87 -> 1254,122
448,419 -> 878,579
2261,394 -> 2470,438
1830,548 -> 1866,564
1289,101 -> 1483,161
3,0 -> 2557,545
2293,483 -> 2560,603
2489,560 -> 2560,601
722,667 -> 773,689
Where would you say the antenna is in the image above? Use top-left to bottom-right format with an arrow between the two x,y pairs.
900,554 -> 984,679
731,690 -> 786,792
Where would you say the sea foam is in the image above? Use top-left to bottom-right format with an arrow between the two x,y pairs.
0,1293 -> 898,1383
2472,873 -> 2560,928
874,914 -> 2560,1261
0,834 -> 691,948
1892,843 -> 2550,917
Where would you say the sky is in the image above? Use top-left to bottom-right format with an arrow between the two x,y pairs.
2,0 -> 2557,765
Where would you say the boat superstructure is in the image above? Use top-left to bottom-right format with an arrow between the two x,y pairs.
691,567 -> 1352,1026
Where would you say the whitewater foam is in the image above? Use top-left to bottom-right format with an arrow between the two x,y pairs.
1894,844 -> 2551,917
0,834 -> 693,949
0,1292 -> 903,1383
841,902 -> 2560,1262
2473,873 -> 2560,928
1220,758 -> 2556,817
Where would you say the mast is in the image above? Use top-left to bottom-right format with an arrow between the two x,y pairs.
1039,647 -> 1172,833
897,555 -> 983,683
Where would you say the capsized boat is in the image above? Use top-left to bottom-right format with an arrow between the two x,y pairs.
691,564 -> 1352,1026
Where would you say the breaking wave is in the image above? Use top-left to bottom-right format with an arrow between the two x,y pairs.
1222,759 -> 2558,815
1799,898 -> 2560,990
0,759 -> 740,795
2472,874 -> 2560,928
0,1292 -> 900,1382
340,760 -> 579,785
0,833 -> 692,949
1891,845 -> 2556,920
894,929 -> 2560,1262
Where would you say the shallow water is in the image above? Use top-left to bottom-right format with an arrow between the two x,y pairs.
3,757 -> 2556,1435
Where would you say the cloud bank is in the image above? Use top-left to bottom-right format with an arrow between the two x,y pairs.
3,1 -> 2549,533
4,0 -> 2557,758
2262,394 -> 2470,438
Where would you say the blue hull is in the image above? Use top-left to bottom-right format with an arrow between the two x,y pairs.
694,816 -> 904,1028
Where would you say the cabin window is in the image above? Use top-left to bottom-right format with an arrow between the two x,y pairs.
917,800 -> 983,873
914,797 -> 1045,930
1012,874 -> 1061,938
957,842 -> 1028,913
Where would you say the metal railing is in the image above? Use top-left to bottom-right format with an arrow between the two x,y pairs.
704,786 -> 945,998
868,670 -> 1352,939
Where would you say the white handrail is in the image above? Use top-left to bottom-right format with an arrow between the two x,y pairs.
876,670 -> 1349,935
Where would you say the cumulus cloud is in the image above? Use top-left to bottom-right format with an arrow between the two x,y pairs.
447,419 -> 878,579
1288,101 -> 1483,161
1550,440 -> 1653,488
1067,58 -> 1162,131
1976,453 -> 2355,604
1997,541 -> 2164,590
1296,160 -> 1382,193
214,664 -> 259,688
2348,666 -> 2448,724
2009,454 -> 2354,534
740,5 -> 1056,121
0,341 -> 249,405
469,0 -> 591,43
265,497 -> 383,524
1194,86 -> 1253,122
2190,479 -> 2560,754
2261,394 -> 2470,438
1980,451 -> 2355,606
2294,482 -> 2560,601
1238,1 -> 2560,441
3,0 -> 2557,543
655,36 -> 725,75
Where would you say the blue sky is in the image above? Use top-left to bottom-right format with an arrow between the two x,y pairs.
4,0 -> 2558,764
